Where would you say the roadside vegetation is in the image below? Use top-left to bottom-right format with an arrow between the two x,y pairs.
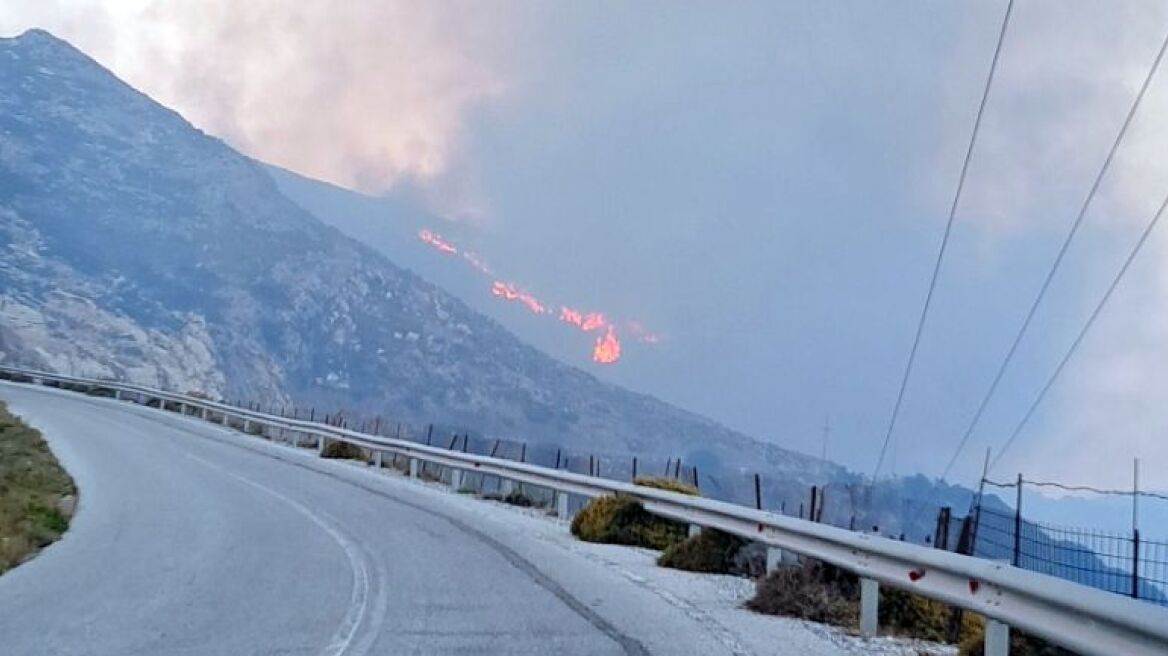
570,476 -> 698,550
0,401 -> 76,574
746,557 -> 1076,655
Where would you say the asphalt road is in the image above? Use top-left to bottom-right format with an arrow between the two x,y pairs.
0,382 -> 761,656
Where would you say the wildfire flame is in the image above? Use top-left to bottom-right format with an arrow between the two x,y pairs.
490,281 -> 549,315
417,227 -> 661,364
592,326 -> 621,364
418,228 -> 457,254
559,307 -> 608,332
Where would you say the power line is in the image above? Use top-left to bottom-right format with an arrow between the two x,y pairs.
941,23 -> 1168,481
872,0 -> 1015,480
989,188 -> 1168,473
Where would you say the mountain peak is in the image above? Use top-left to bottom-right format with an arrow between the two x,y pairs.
5,28 -> 78,53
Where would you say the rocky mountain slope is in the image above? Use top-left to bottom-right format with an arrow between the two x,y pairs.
0,29 -> 835,480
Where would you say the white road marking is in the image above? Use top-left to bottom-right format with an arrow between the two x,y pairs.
180,452 -> 376,656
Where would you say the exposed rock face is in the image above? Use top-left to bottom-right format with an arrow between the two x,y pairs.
0,29 -> 834,484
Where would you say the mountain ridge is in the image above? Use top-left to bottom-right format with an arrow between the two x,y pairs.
0,28 -> 835,481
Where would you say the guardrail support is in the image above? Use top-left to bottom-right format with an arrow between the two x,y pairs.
178,402 -> 186,415
985,618 -> 1009,656
765,547 -> 782,573
317,436 -> 328,456
860,577 -> 879,638
374,450 -> 383,469
556,491 -> 570,520
688,524 -> 702,538
242,419 -> 252,433
500,478 -> 514,496
409,458 -> 419,479
114,390 -> 122,401
451,468 -> 463,490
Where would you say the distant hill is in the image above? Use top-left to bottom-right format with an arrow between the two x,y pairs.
0,28 -> 836,482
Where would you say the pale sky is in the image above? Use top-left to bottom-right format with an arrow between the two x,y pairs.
5,0 -> 1168,491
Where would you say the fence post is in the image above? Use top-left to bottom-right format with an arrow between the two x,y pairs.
1013,473 -> 1023,567
754,473 -> 762,510
935,507 -> 951,550
1132,529 -> 1141,599
809,486 -> 818,524
1133,457 -> 1141,599
859,578 -> 879,637
692,466 -> 700,491
632,457 -> 638,480
554,448 -> 562,469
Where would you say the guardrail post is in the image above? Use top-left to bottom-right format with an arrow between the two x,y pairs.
221,412 -> 230,426
178,402 -> 186,415
243,419 -> 252,433
114,390 -> 122,401
556,491 -> 570,520
985,618 -> 1009,656
765,547 -> 782,573
500,478 -> 514,496
451,468 -> 464,490
318,436 -> 328,456
860,577 -> 879,638
688,524 -> 702,538
409,458 -> 419,479
374,450 -> 383,469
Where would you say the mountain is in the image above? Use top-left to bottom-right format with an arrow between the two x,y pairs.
0,29 -> 836,481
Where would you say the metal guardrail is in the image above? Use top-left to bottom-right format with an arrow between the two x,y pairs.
1,365 -> 1165,656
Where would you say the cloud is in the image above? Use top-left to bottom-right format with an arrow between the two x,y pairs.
925,0 -> 1168,485
1,0 -> 513,212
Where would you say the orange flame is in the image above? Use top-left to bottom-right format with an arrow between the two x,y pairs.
418,229 -> 457,254
592,326 -> 621,364
417,226 -> 655,365
559,306 -> 608,332
491,281 -> 549,315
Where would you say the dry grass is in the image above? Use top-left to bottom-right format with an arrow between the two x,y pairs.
0,401 -> 76,574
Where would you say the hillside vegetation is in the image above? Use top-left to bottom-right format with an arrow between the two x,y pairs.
0,401 -> 76,573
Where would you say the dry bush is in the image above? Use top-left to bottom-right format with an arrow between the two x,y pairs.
959,632 -> 1078,656
633,476 -> 699,496
321,440 -> 366,461
658,528 -> 747,574
570,494 -> 689,550
880,586 -> 982,643
745,560 -> 859,626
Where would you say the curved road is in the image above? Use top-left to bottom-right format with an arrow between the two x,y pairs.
0,382 -> 792,656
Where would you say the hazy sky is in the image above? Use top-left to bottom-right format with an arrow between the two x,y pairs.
6,0 -> 1168,490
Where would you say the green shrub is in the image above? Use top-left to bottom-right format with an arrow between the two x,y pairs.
570,494 -> 689,550
321,440 -> 366,461
633,476 -> 699,496
658,528 -> 747,574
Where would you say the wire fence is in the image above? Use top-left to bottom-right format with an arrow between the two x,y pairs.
211,396 -> 1168,607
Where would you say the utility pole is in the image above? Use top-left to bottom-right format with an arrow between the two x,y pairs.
820,414 -> 832,462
